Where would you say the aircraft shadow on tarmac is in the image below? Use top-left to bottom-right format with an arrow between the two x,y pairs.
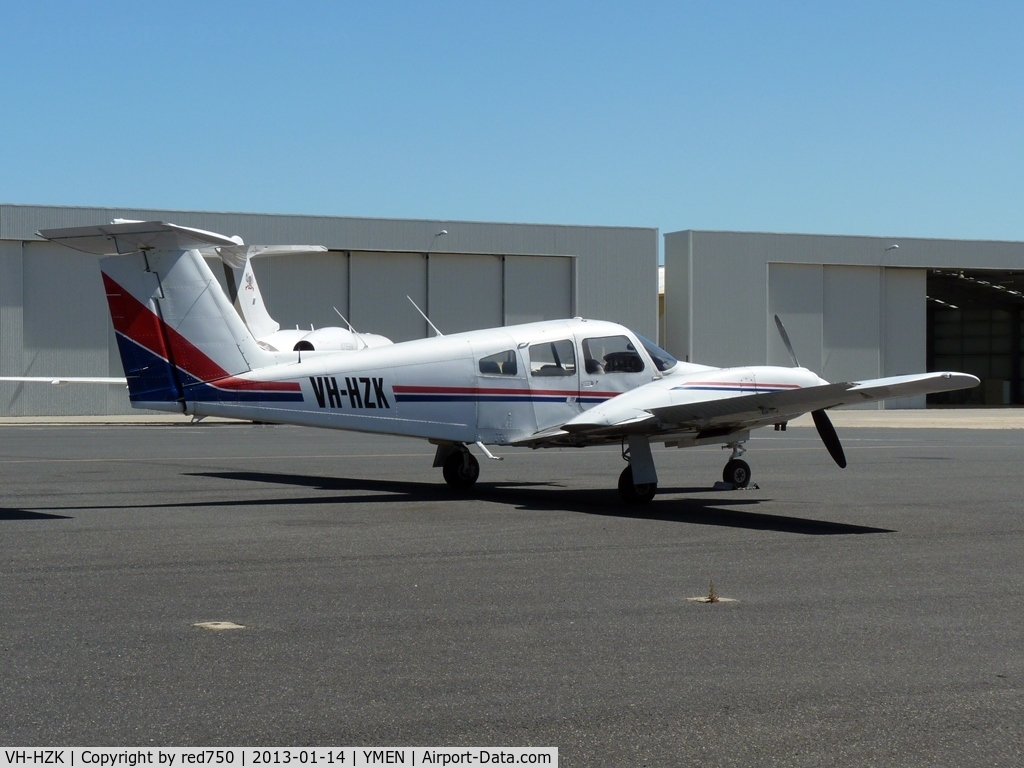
0,508 -> 71,521
13,471 -> 891,535
173,470 -> 894,536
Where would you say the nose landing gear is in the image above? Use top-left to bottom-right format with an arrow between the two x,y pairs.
722,442 -> 751,488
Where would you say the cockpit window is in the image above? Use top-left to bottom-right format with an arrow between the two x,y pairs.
582,335 -> 645,374
635,333 -> 678,372
528,339 -> 576,377
479,350 -> 518,376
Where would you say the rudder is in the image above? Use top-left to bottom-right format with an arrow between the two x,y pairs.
101,248 -> 283,411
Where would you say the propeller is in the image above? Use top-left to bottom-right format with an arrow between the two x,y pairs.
773,314 -> 801,368
811,409 -> 847,468
774,314 -> 846,469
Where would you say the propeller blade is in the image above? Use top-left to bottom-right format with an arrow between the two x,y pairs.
774,314 -> 801,368
812,409 -> 847,468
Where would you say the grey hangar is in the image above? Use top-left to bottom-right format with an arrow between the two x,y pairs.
1,203 -> 1021,416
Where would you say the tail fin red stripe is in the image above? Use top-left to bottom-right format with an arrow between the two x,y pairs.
102,273 -> 298,391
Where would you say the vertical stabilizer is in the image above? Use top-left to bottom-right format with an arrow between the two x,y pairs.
38,221 -> 310,411
228,256 -> 281,339
101,248 -> 280,410
213,245 -> 326,340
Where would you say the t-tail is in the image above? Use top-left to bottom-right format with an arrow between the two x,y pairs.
38,221 -> 302,412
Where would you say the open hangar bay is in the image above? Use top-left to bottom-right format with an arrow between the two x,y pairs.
1,422 -> 1021,765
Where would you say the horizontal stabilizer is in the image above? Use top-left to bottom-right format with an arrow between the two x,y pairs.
0,376 -> 127,385
212,244 -> 327,269
38,220 -> 240,255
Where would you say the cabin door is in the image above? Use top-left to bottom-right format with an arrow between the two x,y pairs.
524,337 -> 582,432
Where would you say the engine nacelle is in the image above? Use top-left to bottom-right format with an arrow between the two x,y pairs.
257,326 -> 392,352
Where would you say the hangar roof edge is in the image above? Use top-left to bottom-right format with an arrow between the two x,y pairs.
0,203 -> 657,242
665,228 -> 1024,247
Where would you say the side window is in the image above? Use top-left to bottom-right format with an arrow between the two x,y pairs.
582,335 -> 645,374
479,350 -> 518,376
528,339 -> 577,377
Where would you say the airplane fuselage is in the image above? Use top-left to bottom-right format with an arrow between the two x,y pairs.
168,318 -> 825,446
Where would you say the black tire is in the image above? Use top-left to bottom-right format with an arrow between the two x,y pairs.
442,450 -> 480,488
617,465 -> 657,504
722,458 -> 751,488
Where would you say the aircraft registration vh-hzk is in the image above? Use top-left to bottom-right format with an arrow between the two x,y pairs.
5,220 -> 979,503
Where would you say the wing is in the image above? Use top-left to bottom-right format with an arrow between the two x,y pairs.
648,372 -> 978,426
512,371 -> 979,448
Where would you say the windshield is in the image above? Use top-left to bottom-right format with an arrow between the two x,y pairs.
634,333 -> 678,372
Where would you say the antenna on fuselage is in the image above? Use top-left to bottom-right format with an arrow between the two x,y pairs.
333,307 -> 371,349
407,296 -> 444,337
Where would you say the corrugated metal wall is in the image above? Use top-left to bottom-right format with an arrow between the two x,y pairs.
0,204 -> 657,336
0,205 -> 656,416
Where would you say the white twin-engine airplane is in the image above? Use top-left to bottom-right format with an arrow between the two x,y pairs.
21,220 -> 978,503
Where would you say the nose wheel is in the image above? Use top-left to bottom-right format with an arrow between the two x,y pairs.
722,458 -> 751,488
721,441 -> 751,488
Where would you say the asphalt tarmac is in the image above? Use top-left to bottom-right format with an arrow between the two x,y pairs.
1,423 -> 1022,766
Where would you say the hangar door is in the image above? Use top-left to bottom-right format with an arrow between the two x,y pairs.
428,254 -> 503,334
249,250 -> 576,344
6,241 -> 121,415
248,251 -> 348,333
768,263 -> 926,408
349,252 -> 429,343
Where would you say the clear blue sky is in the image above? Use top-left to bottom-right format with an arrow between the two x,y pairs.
2,2 -> 1022,243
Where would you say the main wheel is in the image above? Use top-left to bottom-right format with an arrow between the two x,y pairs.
617,465 -> 657,504
722,458 -> 751,488
442,450 -> 480,489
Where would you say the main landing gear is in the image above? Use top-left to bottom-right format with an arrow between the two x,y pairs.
722,441 -> 751,488
438,445 -> 480,489
618,465 -> 657,504
618,436 -> 658,504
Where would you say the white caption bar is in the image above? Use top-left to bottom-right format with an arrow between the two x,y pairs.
0,749 -> 557,768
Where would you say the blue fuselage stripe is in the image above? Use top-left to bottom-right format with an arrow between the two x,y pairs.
118,332 -> 303,403
395,394 -> 612,404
